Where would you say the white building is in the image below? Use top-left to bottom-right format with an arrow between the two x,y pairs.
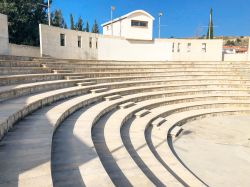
101,10 -> 154,40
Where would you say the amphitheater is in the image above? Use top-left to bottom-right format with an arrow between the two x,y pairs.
0,55 -> 250,187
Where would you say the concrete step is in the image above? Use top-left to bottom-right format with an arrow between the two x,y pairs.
76,81 -> 96,86
135,109 -> 150,117
53,69 -> 73,74
169,126 -> 183,137
119,102 -> 136,109
0,67 -> 51,75
91,87 -> 109,93
151,117 -> 166,127
104,94 -> 121,101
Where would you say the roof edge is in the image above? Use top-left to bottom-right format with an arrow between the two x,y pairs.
101,10 -> 155,27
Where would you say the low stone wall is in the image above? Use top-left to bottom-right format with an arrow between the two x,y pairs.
0,14 -> 9,55
223,53 -> 248,62
9,44 -> 40,57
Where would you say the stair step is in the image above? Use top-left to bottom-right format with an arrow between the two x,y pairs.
104,94 -> 121,101
119,102 -> 136,109
152,117 -> 166,127
77,81 -> 96,86
41,64 -> 47,68
91,87 -> 109,93
65,76 -> 85,80
169,126 -> 183,138
135,109 -> 150,118
53,69 -> 72,74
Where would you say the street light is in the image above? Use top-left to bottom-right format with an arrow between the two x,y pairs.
111,6 -> 116,36
158,12 -> 163,38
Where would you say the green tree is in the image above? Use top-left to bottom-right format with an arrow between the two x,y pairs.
91,20 -> 99,33
206,8 -> 214,39
85,21 -> 89,32
70,14 -> 75,30
0,0 -> 49,46
76,17 -> 83,31
51,9 -> 67,28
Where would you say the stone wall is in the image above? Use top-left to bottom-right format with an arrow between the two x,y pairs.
9,44 -> 40,57
40,24 -> 224,61
0,13 -> 9,55
248,38 -> 250,61
223,53 -> 248,62
40,24 -> 98,59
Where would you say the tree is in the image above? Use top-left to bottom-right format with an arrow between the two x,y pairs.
91,20 -> 99,33
76,17 -> 83,31
206,8 -> 214,39
51,9 -> 67,28
0,0 -> 49,46
225,40 -> 235,46
85,21 -> 89,32
70,14 -> 75,30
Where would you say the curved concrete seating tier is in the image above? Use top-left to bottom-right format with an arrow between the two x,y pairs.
2,77 -> 250,139
1,57 -> 250,187
2,70 -> 246,86
151,108 -> 250,187
0,67 -> 52,75
101,97 -> 250,186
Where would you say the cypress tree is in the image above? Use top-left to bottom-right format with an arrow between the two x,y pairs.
91,20 -> 99,33
70,14 -> 75,30
76,17 -> 83,31
206,8 -> 214,39
85,21 -> 89,32
52,9 -> 66,28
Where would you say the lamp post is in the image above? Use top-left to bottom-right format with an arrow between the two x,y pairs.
111,6 -> 116,36
38,1 -> 51,26
158,12 -> 163,38
48,0 -> 51,26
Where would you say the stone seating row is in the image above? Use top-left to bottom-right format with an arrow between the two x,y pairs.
99,95 -> 250,186
2,76 -> 250,139
1,82 -> 250,186
1,70 -> 246,86
1,73 -> 249,101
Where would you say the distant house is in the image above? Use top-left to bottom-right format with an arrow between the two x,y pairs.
223,46 -> 248,54
101,10 -> 155,40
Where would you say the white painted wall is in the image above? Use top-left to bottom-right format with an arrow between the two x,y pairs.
40,24 -> 98,59
248,38 -> 250,61
170,39 -> 223,61
98,37 -> 172,61
40,24 -> 224,61
99,38 -> 223,61
0,13 -> 9,55
103,10 -> 154,40
9,44 -> 40,57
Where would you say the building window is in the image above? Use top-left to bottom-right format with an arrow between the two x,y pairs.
177,43 -> 181,52
78,36 -> 81,48
96,38 -> 98,49
202,43 -> 207,52
187,43 -> 191,52
131,20 -> 148,27
106,26 -> 109,31
89,37 -> 92,48
60,34 -> 65,46
172,43 -> 175,52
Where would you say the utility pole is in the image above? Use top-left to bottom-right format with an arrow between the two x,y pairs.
48,0 -> 51,26
111,6 -> 115,36
158,12 -> 163,38
38,1 -> 51,26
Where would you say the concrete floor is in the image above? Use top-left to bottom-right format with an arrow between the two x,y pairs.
173,115 -> 250,187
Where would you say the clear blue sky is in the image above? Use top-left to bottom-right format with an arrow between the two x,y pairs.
51,0 -> 250,38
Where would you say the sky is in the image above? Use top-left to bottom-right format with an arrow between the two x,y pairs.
51,0 -> 250,38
